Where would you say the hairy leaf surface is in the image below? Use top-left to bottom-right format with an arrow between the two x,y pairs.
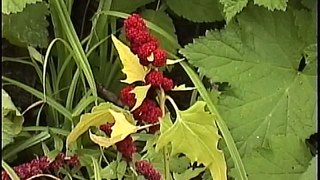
166,0 -> 224,22
180,5 -> 316,160
230,134 -> 313,179
156,101 -> 227,180
2,3 -> 49,48
2,0 -> 42,14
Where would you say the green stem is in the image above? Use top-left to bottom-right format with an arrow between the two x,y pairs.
180,61 -> 248,180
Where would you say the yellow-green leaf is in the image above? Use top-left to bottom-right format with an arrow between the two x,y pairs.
156,101 -> 227,180
66,103 -> 115,146
130,84 -> 151,111
111,35 -> 149,84
89,109 -> 138,148
171,84 -> 196,91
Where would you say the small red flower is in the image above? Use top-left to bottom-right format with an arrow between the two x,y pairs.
152,48 -> 167,67
136,40 -> 158,60
116,136 -> 137,161
145,71 -> 163,88
126,28 -> 152,47
120,85 -> 136,108
133,99 -> 162,124
161,77 -> 174,92
124,14 -> 147,31
135,160 -> 161,180
100,122 -> 114,136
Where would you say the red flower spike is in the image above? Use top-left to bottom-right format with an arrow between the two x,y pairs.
149,124 -> 160,134
133,99 -> 162,124
116,136 -> 137,161
136,41 -> 158,60
124,14 -> 147,31
100,122 -> 114,136
135,160 -> 161,180
126,28 -> 152,46
120,85 -> 136,108
161,77 -> 174,92
145,71 -> 163,88
152,48 -> 167,67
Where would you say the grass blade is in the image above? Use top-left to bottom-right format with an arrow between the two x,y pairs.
2,160 -> 20,180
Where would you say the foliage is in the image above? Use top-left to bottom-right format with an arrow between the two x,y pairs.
2,89 -> 24,149
2,2 -> 49,48
1,0 -> 316,180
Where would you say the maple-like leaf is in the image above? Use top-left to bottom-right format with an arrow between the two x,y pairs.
219,0 -> 248,22
180,5 -> 316,162
166,0 -> 224,22
253,0 -> 288,11
230,134 -> 313,179
156,101 -> 227,180
130,84 -> 151,111
111,35 -> 149,84
66,103 -> 132,146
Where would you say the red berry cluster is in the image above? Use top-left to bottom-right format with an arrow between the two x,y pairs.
135,160 -> 161,180
2,153 -> 79,180
120,14 -> 175,132
124,14 -> 167,67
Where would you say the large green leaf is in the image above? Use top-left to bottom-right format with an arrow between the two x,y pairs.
2,89 -> 24,149
156,101 -> 227,180
2,2 -> 49,48
110,0 -> 155,13
180,4 -> 316,160
219,0 -> 248,22
2,0 -> 42,14
230,134 -> 313,179
299,156 -> 316,180
166,0 -> 224,22
141,10 -> 179,54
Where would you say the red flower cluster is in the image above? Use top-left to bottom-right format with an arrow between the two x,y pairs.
104,13 -> 175,163
124,14 -> 166,67
135,160 -> 161,180
2,153 -> 79,180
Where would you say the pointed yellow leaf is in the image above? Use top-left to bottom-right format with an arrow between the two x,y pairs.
67,103 -> 115,146
111,35 -> 149,84
171,84 -> 196,91
89,109 -> 139,148
166,58 -> 185,65
130,84 -> 151,112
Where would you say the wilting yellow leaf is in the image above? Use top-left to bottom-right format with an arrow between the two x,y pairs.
111,35 -> 149,84
89,109 -> 138,148
67,103 -> 115,146
171,84 -> 196,91
130,84 -> 151,112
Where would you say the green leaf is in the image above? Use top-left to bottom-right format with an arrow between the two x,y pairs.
2,0 -> 42,14
180,5 -> 316,160
253,0 -> 288,11
299,156 -> 316,180
173,167 -> 206,180
169,155 -> 191,173
100,161 -> 117,179
2,89 -> 23,149
219,0 -> 248,22
230,134 -> 313,179
166,0 -> 224,22
156,101 -> 227,180
141,10 -> 179,53
293,8 -> 316,45
110,0 -> 155,13
2,2 -> 49,48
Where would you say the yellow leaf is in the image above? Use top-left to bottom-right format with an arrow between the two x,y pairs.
171,84 -> 196,91
89,109 -> 139,148
130,84 -> 151,112
111,35 -> 149,84
67,103 -> 116,146
166,58 -> 185,65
